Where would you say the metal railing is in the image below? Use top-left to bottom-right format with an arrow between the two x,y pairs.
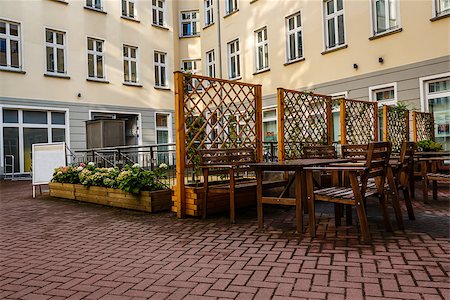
3,155 -> 15,180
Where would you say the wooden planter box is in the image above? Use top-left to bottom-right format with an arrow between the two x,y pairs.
49,182 -> 171,213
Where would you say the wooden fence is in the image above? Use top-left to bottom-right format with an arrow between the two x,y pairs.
382,105 -> 410,153
340,98 -> 378,145
412,111 -> 434,142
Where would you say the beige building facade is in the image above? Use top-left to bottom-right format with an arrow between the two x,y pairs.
1,0 -> 449,175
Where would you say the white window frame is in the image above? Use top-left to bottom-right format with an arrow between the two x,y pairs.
204,0 -> 214,26
122,0 -> 137,19
285,11 -> 303,63
255,27 -> 269,72
370,0 -> 401,36
206,49 -> 216,78
86,0 -> 103,10
154,51 -> 167,88
152,0 -> 165,27
369,82 -> 397,107
181,59 -> 200,73
0,105 -> 70,173
419,72 -> 450,112
86,37 -> 106,80
180,11 -> 199,37
433,0 -> 450,17
323,0 -> 346,50
122,44 -> 139,84
227,39 -> 240,80
225,0 -> 238,15
45,28 -> 67,75
0,19 -> 22,71
155,112 -> 174,164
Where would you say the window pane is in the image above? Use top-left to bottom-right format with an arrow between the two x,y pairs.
376,0 -> 386,32
0,22 -> 5,34
155,66 -> 160,86
123,46 -> 128,56
327,18 -> 335,47
52,128 -> 66,143
337,15 -> 345,45
156,114 -> 168,127
388,0 -> 397,28
46,47 -> 54,71
0,39 -> 6,66
46,30 -> 53,43
57,48 -> 65,73
96,41 -> 102,52
88,54 -> 94,77
327,0 -> 334,15
288,17 -> 294,30
3,109 -> 19,123
131,61 -> 137,82
297,31 -> 302,57
160,54 -> 165,63
129,2 -> 135,17
337,0 -> 343,10
23,110 -> 47,124
23,128 -> 48,172
95,0 -> 101,9
130,48 -> 136,58
87,38 -> 94,50
56,33 -> 64,45
124,60 -> 129,81
87,0 -> 93,7
3,127 -> 20,173
97,55 -> 103,78
51,112 -> 66,125
9,24 -> 18,36
289,33 -> 295,60
296,14 -> 301,27
161,66 -> 166,85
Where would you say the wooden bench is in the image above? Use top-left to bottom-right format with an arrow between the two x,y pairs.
200,148 -> 287,223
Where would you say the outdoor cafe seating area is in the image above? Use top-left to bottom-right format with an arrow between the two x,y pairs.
172,72 -> 449,244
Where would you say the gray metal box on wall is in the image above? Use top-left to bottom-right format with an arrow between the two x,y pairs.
85,119 -> 125,149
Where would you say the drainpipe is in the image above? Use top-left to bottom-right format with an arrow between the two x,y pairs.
216,0 -> 223,78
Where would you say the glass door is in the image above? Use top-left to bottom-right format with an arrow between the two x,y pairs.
426,78 -> 450,150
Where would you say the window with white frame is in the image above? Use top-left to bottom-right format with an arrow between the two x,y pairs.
204,0 -> 214,26
423,76 -> 450,150
324,0 -> 345,49
206,50 -> 215,77
155,113 -> 171,164
435,0 -> 450,16
122,0 -> 136,18
1,108 -> 67,173
87,38 -> 105,80
0,20 -> 21,71
370,84 -> 397,106
227,39 -> 240,79
45,29 -> 67,75
286,12 -> 303,63
225,0 -> 238,15
154,51 -> 167,87
86,0 -> 102,10
263,109 -> 277,142
182,59 -> 201,91
255,27 -> 269,72
180,11 -> 199,37
372,0 -> 399,35
152,0 -> 165,26
123,45 -> 138,83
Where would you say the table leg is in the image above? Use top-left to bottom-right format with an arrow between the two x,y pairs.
256,169 -> 263,229
306,170 -> 316,238
387,165 -> 404,230
432,161 -> 438,200
409,159 -> 415,199
295,171 -> 303,237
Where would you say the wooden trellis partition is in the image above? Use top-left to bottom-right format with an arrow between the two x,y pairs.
382,105 -> 410,153
412,111 -> 434,142
277,88 -> 333,160
174,72 -> 263,218
340,98 -> 378,145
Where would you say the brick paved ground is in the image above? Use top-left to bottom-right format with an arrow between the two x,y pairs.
0,180 -> 449,300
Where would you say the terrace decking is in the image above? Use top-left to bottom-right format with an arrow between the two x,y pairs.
0,180 -> 448,300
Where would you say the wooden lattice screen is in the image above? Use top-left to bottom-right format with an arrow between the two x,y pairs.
174,72 -> 263,218
340,99 -> 378,145
412,111 -> 434,142
382,105 -> 410,153
277,88 -> 333,160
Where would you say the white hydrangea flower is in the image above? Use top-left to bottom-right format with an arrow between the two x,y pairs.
132,163 -> 140,168
159,163 -> 168,170
77,166 -> 84,171
88,162 -> 95,166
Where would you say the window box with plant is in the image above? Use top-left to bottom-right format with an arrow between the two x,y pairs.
49,162 -> 172,212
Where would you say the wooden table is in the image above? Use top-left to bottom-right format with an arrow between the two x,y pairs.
250,158 -> 350,237
412,151 -> 450,199
418,155 -> 450,202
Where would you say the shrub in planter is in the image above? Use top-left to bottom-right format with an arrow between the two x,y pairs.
417,140 -> 443,152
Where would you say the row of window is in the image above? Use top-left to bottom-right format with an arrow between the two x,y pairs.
1,20 -> 168,87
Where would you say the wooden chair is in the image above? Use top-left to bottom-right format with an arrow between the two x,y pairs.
421,156 -> 450,203
393,141 -> 415,219
305,142 -> 393,244
303,145 -> 337,159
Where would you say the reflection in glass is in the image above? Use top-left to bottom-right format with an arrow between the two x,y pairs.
23,128 -> 48,172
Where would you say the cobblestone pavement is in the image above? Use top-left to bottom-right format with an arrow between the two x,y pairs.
0,180 -> 449,300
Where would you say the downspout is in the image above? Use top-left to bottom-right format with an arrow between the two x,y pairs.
216,0 -> 223,78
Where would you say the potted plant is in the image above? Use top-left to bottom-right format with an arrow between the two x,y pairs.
417,140 -> 443,152
49,163 -> 172,213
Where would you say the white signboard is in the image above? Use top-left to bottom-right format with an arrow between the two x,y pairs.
32,142 -> 67,197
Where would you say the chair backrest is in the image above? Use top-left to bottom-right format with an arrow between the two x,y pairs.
303,145 -> 337,159
364,141 -> 392,179
341,144 -> 367,161
200,148 -> 255,175
399,141 -> 415,165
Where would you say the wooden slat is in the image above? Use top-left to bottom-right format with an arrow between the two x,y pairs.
261,196 -> 296,206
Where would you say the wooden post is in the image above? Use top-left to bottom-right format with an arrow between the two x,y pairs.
405,110 -> 410,141
382,105 -> 388,142
174,71 -> 186,218
374,102 -> 379,142
326,96 -> 333,145
277,88 -> 285,161
255,85 -> 263,162
412,111 -> 417,142
340,98 -> 347,145
430,112 -> 435,141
